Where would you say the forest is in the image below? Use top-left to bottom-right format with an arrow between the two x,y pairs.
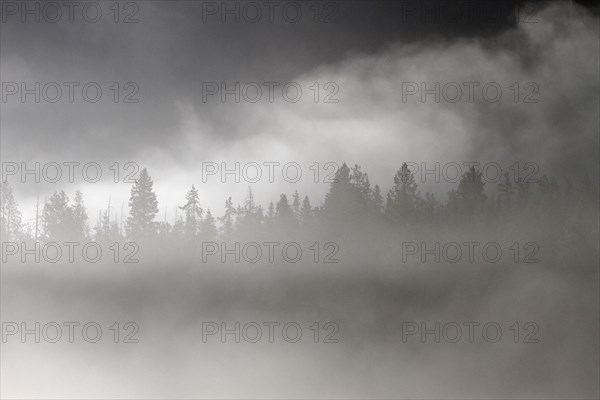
1,162 -> 598,266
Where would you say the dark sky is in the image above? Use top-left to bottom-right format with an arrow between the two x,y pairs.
1,0 -> 598,219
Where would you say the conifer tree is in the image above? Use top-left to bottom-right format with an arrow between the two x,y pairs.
127,168 -> 159,241
180,185 -> 203,241
94,208 -> 121,243
0,181 -> 22,241
322,163 -> 365,225
276,193 -> 294,227
455,166 -> 486,214
371,184 -> 384,215
72,190 -> 89,239
300,195 -> 313,226
201,209 -> 218,242
515,178 -> 531,209
264,201 -> 276,230
498,173 -> 515,210
422,192 -> 439,220
42,190 -> 72,241
292,190 -> 301,220
235,187 -> 263,236
219,196 -> 236,239
385,162 -> 421,225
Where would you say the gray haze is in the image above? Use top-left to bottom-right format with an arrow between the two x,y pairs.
1,1 -> 599,219
1,1 -> 599,399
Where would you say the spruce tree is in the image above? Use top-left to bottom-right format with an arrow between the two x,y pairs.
72,190 -> 89,239
371,184 -> 384,216
42,190 -> 72,241
515,178 -> 531,210
455,166 -> 486,214
292,190 -> 301,220
276,193 -> 294,227
0,181 -> 22,241
201,209 -> 218,242
300,195 -> 313,226
265,201 -> 276,230
235,187 -> 263,236
385,162 -> 421,225
322,163 -> 364,224
127,168 -> 159,241
180,185 -> 203,241
498,173 -> 515,210
219,197 -> 236,239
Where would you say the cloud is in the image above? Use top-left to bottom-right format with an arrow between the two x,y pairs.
161,1 -> 598,207
3,1 -> 598,221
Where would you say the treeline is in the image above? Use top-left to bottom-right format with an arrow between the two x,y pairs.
1,163 -> 598,245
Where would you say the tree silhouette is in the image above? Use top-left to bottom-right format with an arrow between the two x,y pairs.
292,190 -> 301,220
351,164 -> 373,212
42,190 -> 74,241
450,166 -> 486,215
515,178 -> 531,210
300,195 -> 313,227
235,187 -> 264,237
72,191 -> 89,239
94,208 -> 121,243
322,163 -> 351,221
219,196 -> 236,239
371,184 -> 384,217
275,193 -> 295,231
201,209 -> 218,242
3,161 -> 596,258
385,162 -> 421,225
180,185 -> 203,242
497,173 -> 515,210
265,201 -> 276,229
422,192 -> 438,220
0,181 -> 22,241
127,168 -> 159,242
322,163 -> 370,226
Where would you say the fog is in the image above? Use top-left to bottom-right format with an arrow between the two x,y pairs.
3,0 -> 599,221
1,0 -> 599,399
